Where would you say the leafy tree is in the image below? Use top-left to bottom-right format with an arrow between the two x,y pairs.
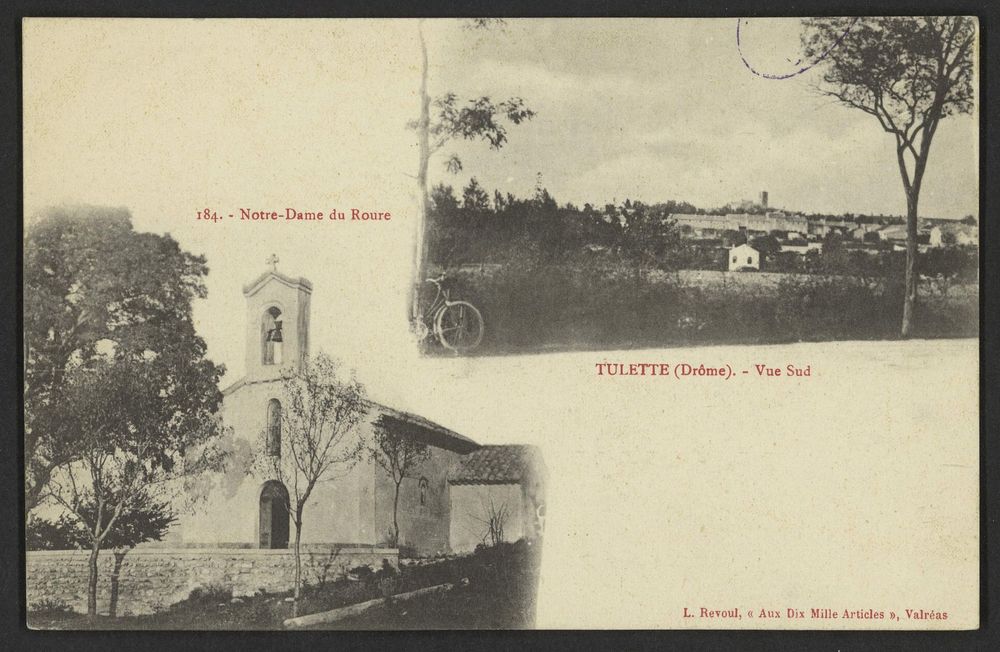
27,495 -> 175,551
427,184 -> 465,267
25,206 -> 227,617
721,229 -> 745,246
46,355 -> 226,617
251,352 -> 368,613
409,19 -> 536,322
431,183 -> 460,212
24,206 -> 215,513
772,251 -> 805,274
803,17 -> 976,335
369,420 -> 430,547
462,177 -> 491,212
750,234 -> 782,262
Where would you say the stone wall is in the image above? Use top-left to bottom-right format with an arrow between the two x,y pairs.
26,546 -> 398,616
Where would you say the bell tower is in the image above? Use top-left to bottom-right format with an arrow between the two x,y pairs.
243,254 -> 312,382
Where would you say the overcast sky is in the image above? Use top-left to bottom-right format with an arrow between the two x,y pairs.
429,18 -> 978,218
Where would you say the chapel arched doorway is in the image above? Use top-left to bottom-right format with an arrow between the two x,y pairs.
258,480 -> 290,549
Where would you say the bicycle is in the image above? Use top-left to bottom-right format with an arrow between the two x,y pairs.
413,274 -> 484,354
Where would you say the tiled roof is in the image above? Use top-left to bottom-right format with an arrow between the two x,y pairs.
449,445 -> 541,485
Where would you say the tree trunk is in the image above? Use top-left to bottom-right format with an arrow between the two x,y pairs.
392,480 -> 402,547
87,542 -> 101,617
109,550 -> 127,618
25,471 -> 45,516
901,191 -> 919,337
293,513 -> 303,617
411,21 -> 431,324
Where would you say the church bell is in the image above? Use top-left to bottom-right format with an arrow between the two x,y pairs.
268,320 -> 284,342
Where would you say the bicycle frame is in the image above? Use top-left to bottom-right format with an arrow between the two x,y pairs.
421,276 -> 450,325
415,275 -> 485,353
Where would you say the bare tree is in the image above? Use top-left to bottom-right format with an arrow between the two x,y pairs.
409,19 -> 536,323
251,352 -> 368,613
46,358 -> 227,617
369,420 -> 430,547
803,17 -> 976,336
479,497 -> 510,548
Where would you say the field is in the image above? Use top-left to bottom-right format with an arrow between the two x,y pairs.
423,263 -> 978,355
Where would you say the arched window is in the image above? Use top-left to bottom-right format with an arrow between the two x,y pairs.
747,256 -> 753,264
266,399 -> 282,456
419,477 -> 429,506
262,306 -> 284,365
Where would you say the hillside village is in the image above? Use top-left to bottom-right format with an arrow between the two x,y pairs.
667,190 -> 978,272
428,180 -> 979,279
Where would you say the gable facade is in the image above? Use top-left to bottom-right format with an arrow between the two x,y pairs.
172,262 -> 542,557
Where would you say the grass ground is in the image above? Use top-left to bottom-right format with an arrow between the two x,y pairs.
28,539 -> 542,630
423,263 -> 978,356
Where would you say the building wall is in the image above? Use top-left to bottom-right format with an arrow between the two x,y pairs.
672,213 -> 809,234
449,484 -> 526,554
26,547 -> 397,616
373,444 -> 465,556
728,245 -> 760,271
175,381 -> 468,552
173,379 -> 378,546
170,271 -> 466,554
244,275 -> 311,383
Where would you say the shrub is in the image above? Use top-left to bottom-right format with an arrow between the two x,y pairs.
29,598 -> 72,615
347,564 -> 375,583
26,515 -> 85,551
438,259 -> 975,353
376,558 -> 398,580
185,582 -> 232,605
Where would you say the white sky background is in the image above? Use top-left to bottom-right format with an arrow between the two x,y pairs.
22,19 -> 979,628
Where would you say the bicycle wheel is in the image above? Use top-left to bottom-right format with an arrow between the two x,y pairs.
434,301 -> 484,354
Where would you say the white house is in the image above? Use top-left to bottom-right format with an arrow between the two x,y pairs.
728,243 -> 760,271
929,224 -> 979,247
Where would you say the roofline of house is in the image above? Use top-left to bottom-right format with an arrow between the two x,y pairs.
373,403 -> 480,454
243,271 -> 313,297
220,376 -> 480,453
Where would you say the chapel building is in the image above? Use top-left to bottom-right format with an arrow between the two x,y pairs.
172,259 -> 545,555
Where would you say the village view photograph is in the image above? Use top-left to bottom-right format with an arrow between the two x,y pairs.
406,17 -> 978,356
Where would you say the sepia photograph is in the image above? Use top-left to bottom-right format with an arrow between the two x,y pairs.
21,15 -> 980,632
25,242 -> 546,629
403,18 -> 978,357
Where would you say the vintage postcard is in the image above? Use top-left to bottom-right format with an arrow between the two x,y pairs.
22,17 -> 978,630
